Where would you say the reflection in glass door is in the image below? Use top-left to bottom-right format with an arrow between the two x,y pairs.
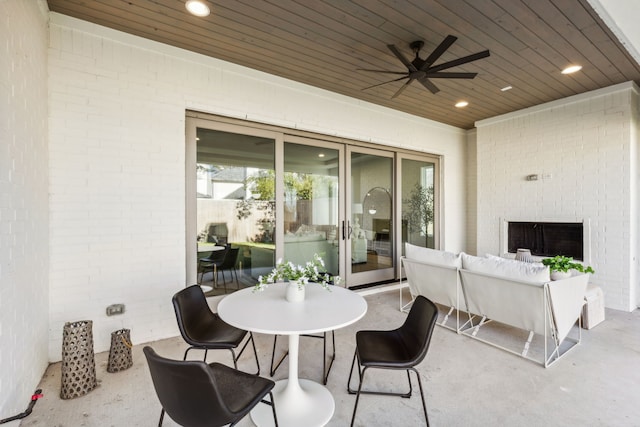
400,156 -> 437,255
194,127 -> 276,295
348,149 -> 394,287
283,140 -> 341,276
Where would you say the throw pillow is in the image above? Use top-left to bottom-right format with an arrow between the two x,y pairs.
405,243 -> 461,268
461,253 -> 550,282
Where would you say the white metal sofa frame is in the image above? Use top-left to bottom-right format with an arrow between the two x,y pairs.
458,269 -> 588,367
400,256 -> 468,332
400,256 -> 589,367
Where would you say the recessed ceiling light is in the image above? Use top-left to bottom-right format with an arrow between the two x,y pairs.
561,65 -> 582,74
455,101 -> 469,108
501,85 -> 513,92
185,0 -> 210,17
318,153 -> 325,158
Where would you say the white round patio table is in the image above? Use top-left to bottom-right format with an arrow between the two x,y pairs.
217,282 -> 367,427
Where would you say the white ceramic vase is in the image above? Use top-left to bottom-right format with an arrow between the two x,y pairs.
515,248 -> 534,263
285,280 -> 305,303
550,270 -> 572,281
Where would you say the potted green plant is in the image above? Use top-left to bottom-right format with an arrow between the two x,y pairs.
541,255 -> 595,280
254,254 -> 342,302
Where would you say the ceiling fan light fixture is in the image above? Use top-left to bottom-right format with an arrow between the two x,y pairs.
359,35 -> 490,98
185,0 -> 210,17
561,64 -> 582,74
455,100 -> 469,108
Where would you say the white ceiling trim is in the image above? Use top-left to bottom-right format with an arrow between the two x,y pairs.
587,0 -> 640,65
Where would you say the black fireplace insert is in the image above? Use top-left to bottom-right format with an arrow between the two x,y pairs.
507,222 -> 583,260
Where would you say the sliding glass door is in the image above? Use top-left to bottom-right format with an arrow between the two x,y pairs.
399,155 -> 438,255
186,114 -> 440,291
186,121 -> 279,292
347,147 -> 395,286
283,137 -> 342,277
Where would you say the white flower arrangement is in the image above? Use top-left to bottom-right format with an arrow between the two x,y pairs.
255,253 -> 341,292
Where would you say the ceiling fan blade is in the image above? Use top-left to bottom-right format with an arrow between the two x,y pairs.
361,76 -> 408,91
420,35 -> 457,71
428,50 -> 490,73
418,77 -> 440,94
387,44 -> 418,72
357,68 -> 409,75
391,78 -> 414,99
425,72 -> 478,79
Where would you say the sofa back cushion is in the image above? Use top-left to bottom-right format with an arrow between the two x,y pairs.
461,253 -> 550,283
405,243 -> 461,268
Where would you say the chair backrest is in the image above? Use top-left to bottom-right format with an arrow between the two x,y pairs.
172,285 -> 217,345
143,346 -> 233,426
398,295 -> 438,366
202,246 -> 229,263
220,247 -> 240,269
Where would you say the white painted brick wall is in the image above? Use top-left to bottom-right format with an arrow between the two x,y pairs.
0,0 -> 49,420
47,14 -> 468,361
475,83 -> 639,311
465,130 -> 478,255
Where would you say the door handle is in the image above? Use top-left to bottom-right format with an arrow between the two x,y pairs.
342,220 -> 346,240
347,221 -> 352,240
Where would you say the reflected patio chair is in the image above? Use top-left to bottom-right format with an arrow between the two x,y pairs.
144,346 -> 278,427
197,245 -> 228,286
217,247 -> 240,293
347,295 -> 438,427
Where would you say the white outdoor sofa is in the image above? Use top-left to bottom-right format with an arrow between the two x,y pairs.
401,244 -> 590,367
401,244 -> 463,331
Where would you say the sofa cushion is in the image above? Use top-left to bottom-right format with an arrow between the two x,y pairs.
461,253 -> 550,283
405,243 -> 461,268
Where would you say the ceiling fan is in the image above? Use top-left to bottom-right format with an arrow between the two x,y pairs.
359,35 -> 490,98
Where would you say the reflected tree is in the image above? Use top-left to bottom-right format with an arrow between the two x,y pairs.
403,184 -> 434,246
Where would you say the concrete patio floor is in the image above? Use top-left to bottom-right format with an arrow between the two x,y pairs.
20,287 -> 640,427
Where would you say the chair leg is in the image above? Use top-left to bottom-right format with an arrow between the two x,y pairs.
322,331 -> 336,385
347,348 -> 413,395
233,332 -> 261,375
233,267 -> 239,290
348,350 -> 424,426
270,335 -> 289,377
347,350 -> 359,394
229,348 -> 238,369
197,261 -> 204,285
411,367 -> 430,427
222,269 -> 228,294
350,365 -> 369,427
182,346 -> 194,361
158,408 -> 165,426
249,332 -> 261,375
270,332 -> 334,383
268,391 -> 279,427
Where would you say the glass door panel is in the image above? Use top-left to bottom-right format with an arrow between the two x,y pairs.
348,148 -> 394,287
195,128 -> 275,294
283,141 -> 340,276
400,158 -> 436,254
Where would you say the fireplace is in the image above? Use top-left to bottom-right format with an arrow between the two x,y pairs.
501,219 -> 590,262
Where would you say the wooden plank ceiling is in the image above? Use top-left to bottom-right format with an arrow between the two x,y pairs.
47,0 -> 640,129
